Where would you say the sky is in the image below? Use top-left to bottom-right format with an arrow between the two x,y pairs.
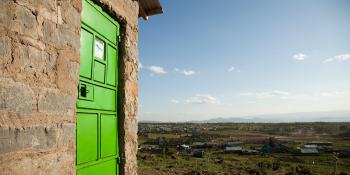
137,0 -> 350,122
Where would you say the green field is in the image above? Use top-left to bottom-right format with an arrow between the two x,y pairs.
137,123 -> 350,175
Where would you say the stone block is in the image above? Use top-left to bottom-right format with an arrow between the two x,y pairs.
126,80 -> 138,99
19,35 -> 46,50
58,25 -> 80,52
59,123 -> 75,151
61,2 -> 81,33
42,20 -> 60,46
26,46 -> 45,70
38,90 -> 75,114
0,126 -> 56,154
2,41 -> 26,75
0,1 -> 11,29
69,61 -> 80,83
43,20 -> 80,51
15,0 -> 56,13
0,35 -> 11,66
2,41 -> 57,86
8,3 -> 39,39
0,78 -> 33,113
71,0 -> 82,13
22,45 -> 56,85
0,151 -> 75,175
56,49 -> 80,96
14,0 -> 60,25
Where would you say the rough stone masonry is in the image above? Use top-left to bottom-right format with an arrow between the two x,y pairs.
0,0 -> 140,174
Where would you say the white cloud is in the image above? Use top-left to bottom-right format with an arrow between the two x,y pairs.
171,99 -> 180,104
334,54 -> 350,61
175,68 -> 197,75
240,90 -> 350,101
320,91 -> 350,97
228,66 -> 235,72
147,66 -> 167,74
173,94 -> 232,106
239,92 -> 254,96
280,94 -> 318,101
323,54 -> 350,63
272,90 -> 290,96
182,70 -> 196,76
293,53 -> 306,61
240,90 -> 290,99
184,94 -> 220,105
228,66 -> 241,73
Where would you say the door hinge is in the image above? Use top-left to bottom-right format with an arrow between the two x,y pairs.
118,35 -> 122,43
116,157 -> 121,164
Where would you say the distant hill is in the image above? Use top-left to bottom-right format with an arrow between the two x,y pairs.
139,111 -> 350,123
189,111 -> 350,123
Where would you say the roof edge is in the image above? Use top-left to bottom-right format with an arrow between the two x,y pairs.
138,0 -> 163,20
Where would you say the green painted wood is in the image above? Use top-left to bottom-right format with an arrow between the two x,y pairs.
77,0 -> 120,174
77,159 -> 117,175
80,29 -> 93,79
77,113 -> 98,164
106,45 -> 118,87
101,114 -> 118,158
82,0 -> 118,45
77,84 -> 116,111
93,61 -> 106,83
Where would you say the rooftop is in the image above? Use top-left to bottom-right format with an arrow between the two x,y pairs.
300,148 -> 319,154
225,146 -> 243,151
139,0 -> 163,20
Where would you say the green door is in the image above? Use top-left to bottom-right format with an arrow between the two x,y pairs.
77,0 -> 120,174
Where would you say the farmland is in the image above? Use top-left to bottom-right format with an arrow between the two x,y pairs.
137,122 -> 350,175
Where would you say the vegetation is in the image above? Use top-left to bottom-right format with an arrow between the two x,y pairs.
137,122 -> 350,175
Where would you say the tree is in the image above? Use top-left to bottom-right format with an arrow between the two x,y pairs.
269,137 -> 276,148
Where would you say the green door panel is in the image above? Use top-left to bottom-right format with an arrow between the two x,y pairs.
106,45 -> 118,87
80,29 -> 93,79
77,113 -> 98,164
77,159 -> 118,175
101,114 -> 118,158
82,0 -> 118,45
93,61 -> 106,83
78,0 -> 119,174
77,85 -> 116,111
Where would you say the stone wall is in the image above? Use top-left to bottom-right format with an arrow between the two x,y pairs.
0,0 -> 140,174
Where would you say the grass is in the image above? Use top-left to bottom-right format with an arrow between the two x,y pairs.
139,151 -> 350,175
138,122 -> 350,175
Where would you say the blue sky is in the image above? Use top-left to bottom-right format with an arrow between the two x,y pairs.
137,0 -> 350,122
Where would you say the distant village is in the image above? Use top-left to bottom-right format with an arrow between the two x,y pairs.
138,123 -> 350,158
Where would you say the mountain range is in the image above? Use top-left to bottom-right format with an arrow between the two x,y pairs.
140,110 -> 350,123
